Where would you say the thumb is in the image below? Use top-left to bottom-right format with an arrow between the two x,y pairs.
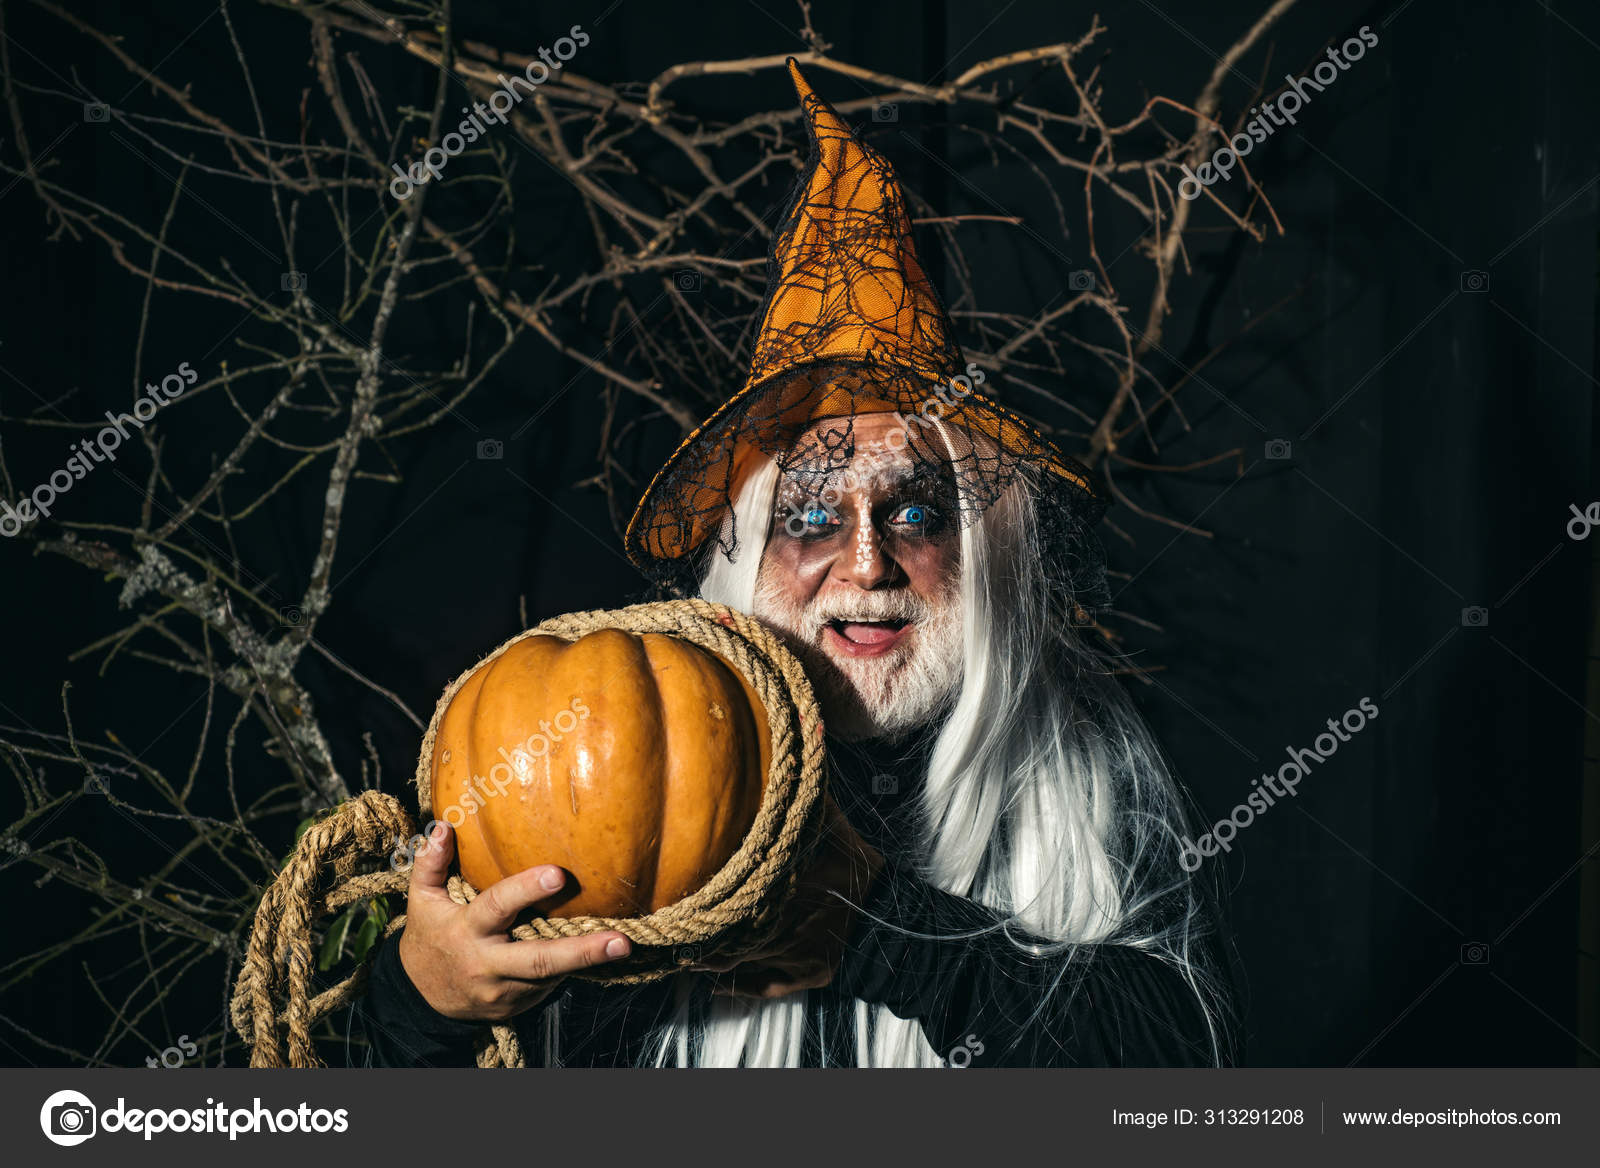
407,820 -> 455,895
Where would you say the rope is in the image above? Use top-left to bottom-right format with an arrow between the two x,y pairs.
230,600 -> 824,1067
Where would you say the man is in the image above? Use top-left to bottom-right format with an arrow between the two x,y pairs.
355,60 -> 1235,1068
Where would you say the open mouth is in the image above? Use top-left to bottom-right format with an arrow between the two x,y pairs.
824,618 -> 912,657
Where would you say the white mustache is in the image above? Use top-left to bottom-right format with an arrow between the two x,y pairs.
805,591 -> 931,630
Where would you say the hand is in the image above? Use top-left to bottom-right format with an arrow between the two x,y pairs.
397,821 -> 633,1021
695,793 -> 885,1000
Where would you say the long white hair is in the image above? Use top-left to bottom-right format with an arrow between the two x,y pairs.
538,455 -> 1232,1067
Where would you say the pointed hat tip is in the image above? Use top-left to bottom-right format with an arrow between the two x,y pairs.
786,57 -> 813,98
784,58 -> 851,139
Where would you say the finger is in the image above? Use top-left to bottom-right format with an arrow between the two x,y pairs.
492,931 -> 632,981
713,980 -> 776,1000
713,966 -> 775,999
692,950 -> 769,975
821,791 -> 854,834
715,960 -> 825,999
407,821 -> 455,895
750,972 -> 824,999
465,864 -> 570,935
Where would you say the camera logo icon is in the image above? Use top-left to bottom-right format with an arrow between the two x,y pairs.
1461,606 -> 1488,628
1459,270 -> 1489,293
1460,942 -> 1490,965
40,1089 -> 97,1146
1067,269 -> 1095,292
673,944 -> 701,966
872,102 -> 898,123
83,102 -> 109,123
870,773 -> 898,796
1265,438 -> 1292,460
278,605 -> 304,627
674,269 -> 702,292
281,271 -> 307,292
476,438 -> 504,460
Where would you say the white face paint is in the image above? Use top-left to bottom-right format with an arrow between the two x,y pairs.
853,495 -> 876,575
752,414 -> 964,741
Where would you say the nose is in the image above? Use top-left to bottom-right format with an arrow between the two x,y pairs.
836,507 -> 903,590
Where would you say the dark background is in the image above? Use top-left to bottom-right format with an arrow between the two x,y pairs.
0,0 -> 1595,1067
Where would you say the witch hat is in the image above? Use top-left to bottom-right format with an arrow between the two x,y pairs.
625,59 -> 1102,587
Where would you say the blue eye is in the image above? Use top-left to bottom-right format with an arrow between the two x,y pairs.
890,502 -> 939,528
779,500 -> 841,538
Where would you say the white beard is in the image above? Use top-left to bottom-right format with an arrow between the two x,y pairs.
752,567 -> 964,742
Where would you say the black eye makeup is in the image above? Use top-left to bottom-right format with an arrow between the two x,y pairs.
883,498 -> 945,534
769,478 -> 953,543
771,495 -> 844,539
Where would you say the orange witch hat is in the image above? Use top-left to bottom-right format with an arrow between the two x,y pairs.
625,59 -> 1101,580
741,58 -> 961,404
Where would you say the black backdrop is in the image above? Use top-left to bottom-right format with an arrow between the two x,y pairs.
0,0 -> 1595,1067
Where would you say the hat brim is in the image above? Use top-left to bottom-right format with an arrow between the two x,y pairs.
624,355 -> 1103,572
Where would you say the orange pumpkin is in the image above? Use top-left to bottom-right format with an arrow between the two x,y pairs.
430,628 -> 771,917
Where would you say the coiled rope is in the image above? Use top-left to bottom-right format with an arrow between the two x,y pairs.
230,600 -> 825,1067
